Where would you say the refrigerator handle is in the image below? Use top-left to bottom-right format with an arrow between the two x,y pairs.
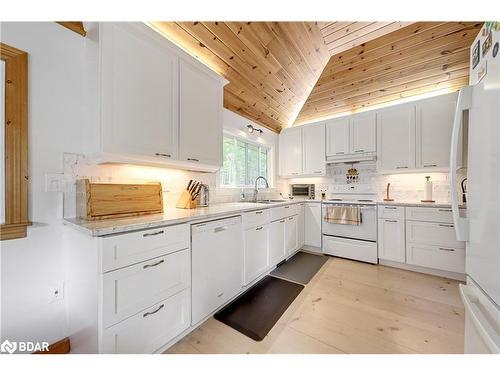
450,85 -> 472,241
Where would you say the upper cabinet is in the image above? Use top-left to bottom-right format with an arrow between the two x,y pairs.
326,111 -> 376,163
416,93 -> 460,170
100,23 -> 179,160
179,61 -> 223,166
377,103 -> 416,172
279,123 -> 325,178
96,23 -> 226,172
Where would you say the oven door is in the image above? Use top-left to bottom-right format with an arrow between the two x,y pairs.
322,204 -> 377,241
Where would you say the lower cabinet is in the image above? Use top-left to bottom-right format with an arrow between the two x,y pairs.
297,203 -> 305,249
377,219 -> 406,263
269,219 -> 286,266
102,289 -> 190,354
304,202 -> 322,248
243,224 -> 270,285
285,215 -> 298,255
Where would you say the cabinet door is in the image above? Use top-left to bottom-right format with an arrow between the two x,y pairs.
377,219 -> 406,263
279,127 -> 302,176
101,23 -> 178,159
269,219 -> 286,265
326,117 -> 350,157
243,225 -> 269,285
285,215 -> 298,255
416,93 -> 458,169
305,203 -> 322,248
297,203 -> 305,248
350,112 -> 376,154
179,60 -> 223,166
377,104 -> 416,171
302,124 -> 326,175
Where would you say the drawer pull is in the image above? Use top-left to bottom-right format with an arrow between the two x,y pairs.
256,226 -> 263,231
214,226 -> 228,233
355,149 -> 364,153
385,219 -> 398,223
143,304 -> 164,318
143,230 -> 164,237
279,220 -> 285,223
423,164 -> 437,167
439,224 -> 454,228
314,171 -> 323,174
439,247 -> 455,252
288,217 -> 293,221
187,158 -> 200,162
155,152 -> 171,158
396,166 -> 408,169
336,152 -> 345,155
217,292 -> 224,298
255,211 -> 263,214
285,206 -> 290,209
438,209 -> 452,212
384,206 -> 397,210
143,259 -> 165,269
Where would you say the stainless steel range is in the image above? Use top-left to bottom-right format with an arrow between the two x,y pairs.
321,185 -> 378,264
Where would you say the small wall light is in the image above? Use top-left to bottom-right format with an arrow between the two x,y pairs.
247,124 -> 263,134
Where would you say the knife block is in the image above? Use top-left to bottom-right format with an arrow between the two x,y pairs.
176,190 -> 199,209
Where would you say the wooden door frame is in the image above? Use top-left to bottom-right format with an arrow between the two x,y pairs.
0,42 -> 30,240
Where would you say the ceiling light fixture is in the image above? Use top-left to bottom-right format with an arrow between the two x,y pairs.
247,124 -> 263,134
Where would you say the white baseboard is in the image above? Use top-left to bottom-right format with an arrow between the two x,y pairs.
378,259 -> 466,281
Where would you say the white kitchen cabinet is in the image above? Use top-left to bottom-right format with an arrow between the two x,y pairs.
350,112 -> 377,154
302,124 -> 326,176
297,203 -> 305,249
285,215 -> 298,255
304,202 -> 322,248
269,219 -> 286,265
377,218 -> 406,263
377,103 -> 416,172
279,127 -> 303,177
326,117 -> 350,158
179,60 -> 223,167
191,217 -> 243,325
100,23 -> 179,160
416,93 -> 459,169
243,224 -> 270,285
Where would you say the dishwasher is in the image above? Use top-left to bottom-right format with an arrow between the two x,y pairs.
191,216 -> 243,325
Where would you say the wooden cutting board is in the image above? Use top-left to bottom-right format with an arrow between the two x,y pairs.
76,179 -> 163,220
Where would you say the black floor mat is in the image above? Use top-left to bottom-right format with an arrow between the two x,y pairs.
270,251 -> 328,284
214,276 -> 304,341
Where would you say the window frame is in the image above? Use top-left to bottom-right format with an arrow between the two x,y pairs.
220,132 -> 271,189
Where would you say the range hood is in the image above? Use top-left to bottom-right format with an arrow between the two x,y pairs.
326,152 -> 376,164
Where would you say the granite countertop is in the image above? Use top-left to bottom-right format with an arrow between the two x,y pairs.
63,200 -> 314,237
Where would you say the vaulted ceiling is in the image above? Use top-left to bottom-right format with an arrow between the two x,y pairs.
150,22 -> 482,132
150,22 -> 331,132
295,22 -> 482,125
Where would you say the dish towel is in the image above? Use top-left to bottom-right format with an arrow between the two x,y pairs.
324,205 -> 362,225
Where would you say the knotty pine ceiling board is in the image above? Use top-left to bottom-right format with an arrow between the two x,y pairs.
295,21 -> 482,125
150,22 -> 331,132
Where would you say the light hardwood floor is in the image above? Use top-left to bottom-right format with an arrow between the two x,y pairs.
165,257 -> 465,354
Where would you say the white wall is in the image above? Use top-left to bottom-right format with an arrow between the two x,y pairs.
0,22 -> 98,346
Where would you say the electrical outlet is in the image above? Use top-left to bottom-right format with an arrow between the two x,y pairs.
45,173 -> 65,192
49,283 -> 64,303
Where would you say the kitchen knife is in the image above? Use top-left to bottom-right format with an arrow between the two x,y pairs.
190,182 -> 199,198
187,179 -> 193,191
192,183 -> 203,201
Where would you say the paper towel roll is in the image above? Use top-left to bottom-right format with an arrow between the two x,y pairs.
424,178 -> 433,201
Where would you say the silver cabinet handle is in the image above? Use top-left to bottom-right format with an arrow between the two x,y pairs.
385,219 -> 398,223
439,224 -> 454,228
439,247 -> 455,252
396,166 -> 408,169
279,220 -> 285,223
292,172 -> 299,175
423,164 -> 437,167
143,304 -> 164,318
314,171 -> 322,174
155,152 -> 171,158
355,149 -> 364,153
187,158 -> 199,162
439,209 -> 452,212
256,226 -> 263,231
143,259 -> 165,269
288,217 -> 293,221
384,206 -> 397,209
214,226 -> 228,233
143,230 -> 164,237
217,292 -> 224,298
335,152 -> 345,155
255,211 -> 263,214
285,206 -> 290,209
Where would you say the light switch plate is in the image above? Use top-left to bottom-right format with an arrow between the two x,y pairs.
45,173 -> 65,192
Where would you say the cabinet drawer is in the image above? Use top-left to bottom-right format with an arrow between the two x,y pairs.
322,235 -> 378,264
102,249 -> 190,328
242,209 -> 270,229
270,204 -> 298,221
378,205 -> 405,220
406,221 -> 464,249
406,243 -> 465,274
405,206 -> 458,223
101,289 -> 190,354
101,224 -> 190,272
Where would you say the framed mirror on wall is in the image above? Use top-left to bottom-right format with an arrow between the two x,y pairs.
0,43 -> 29,240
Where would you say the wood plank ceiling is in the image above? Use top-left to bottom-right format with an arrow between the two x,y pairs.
295,22 -> 483,125
149,22 -> 331,132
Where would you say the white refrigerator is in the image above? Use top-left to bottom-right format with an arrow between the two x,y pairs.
450,23 -> 500,354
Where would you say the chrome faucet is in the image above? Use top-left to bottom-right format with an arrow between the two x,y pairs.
254,176 -> 269,202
